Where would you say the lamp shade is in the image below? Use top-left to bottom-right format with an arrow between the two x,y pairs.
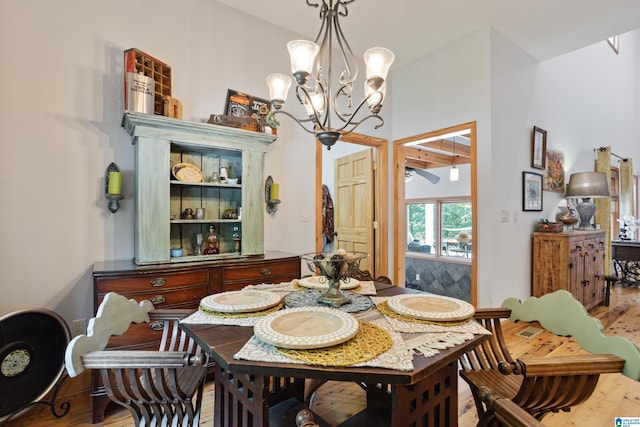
287,40 -> 319,78
365,81 -> 385,108
565,172 -> 610,198
266,73 -> 292,105
364,47 -> 395,81
302,91 -> 325,117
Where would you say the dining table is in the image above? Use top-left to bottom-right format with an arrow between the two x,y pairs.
181,280 -> 488,427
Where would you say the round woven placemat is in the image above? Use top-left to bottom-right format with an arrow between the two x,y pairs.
199,302 -> 284,318
275,321 -> 392,366
377,300 -> 471,326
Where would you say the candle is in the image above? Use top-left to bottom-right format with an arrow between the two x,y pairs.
108,171 -> 122,195
270,182 -> 280,200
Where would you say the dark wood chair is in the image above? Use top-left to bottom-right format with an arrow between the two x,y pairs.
459,290 -> 631,422
295,409 -> 320,427
65,292 -> 208,427
476,386 -> 544,427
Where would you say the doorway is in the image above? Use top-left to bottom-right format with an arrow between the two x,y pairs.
315,133 -> 389,278
394,122 -> 477,305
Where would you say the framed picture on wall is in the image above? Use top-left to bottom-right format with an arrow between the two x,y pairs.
523,171 -> 543,211
531,126 -> 547,169
543,149 -> 565,193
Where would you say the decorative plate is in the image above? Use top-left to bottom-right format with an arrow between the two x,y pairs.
172,163 -> 203,182
253,306 -> 359,349
298,276 -> 360,290
200,290 -> 282,313
386,294 -> 475,322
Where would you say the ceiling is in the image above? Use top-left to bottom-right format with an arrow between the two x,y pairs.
404,137 -> 471,170
218,0 -> 640,66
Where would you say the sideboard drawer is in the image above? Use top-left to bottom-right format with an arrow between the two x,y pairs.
96,269 -> 209,294
223,259 -> 300,282
96,285 -> 208,309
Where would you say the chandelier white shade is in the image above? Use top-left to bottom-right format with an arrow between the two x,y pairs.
266,0 -> 394,149
266,73 -> 292,108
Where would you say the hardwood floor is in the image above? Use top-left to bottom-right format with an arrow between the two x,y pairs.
6,283 -> 640,426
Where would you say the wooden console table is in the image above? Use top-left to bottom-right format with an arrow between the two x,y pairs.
611,240 -> 640,286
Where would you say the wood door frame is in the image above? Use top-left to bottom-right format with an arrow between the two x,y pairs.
393,122 -> 477,305
316,134 -> 389,278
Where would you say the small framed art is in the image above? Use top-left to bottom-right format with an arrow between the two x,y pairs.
224,89 -> 270,119
523,171 -> 543,211
531,126 -> 547,170
543,149 -> 565,193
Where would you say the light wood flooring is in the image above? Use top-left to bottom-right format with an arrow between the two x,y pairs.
6,283 -> 640,426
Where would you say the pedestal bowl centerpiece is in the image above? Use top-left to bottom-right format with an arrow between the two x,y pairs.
300,250 -> 369,307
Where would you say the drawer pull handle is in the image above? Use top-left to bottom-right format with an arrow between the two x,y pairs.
261,268 -> 273,276
150,278 -> 167,287
149,321 -> 165,331
150,295 -> 166,305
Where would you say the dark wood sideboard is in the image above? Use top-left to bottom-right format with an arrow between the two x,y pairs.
91,251 -> 301,423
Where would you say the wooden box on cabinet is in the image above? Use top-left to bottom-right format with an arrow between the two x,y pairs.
532,230 -> 605,310
91,251 -> 301,423
122,112 -> 277,265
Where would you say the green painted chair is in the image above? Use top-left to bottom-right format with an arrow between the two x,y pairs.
459,290 -> 639,423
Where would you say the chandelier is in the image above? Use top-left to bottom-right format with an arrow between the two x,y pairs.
266,0 -> 394,150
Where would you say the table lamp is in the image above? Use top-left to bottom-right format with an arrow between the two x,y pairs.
565,172 -> 610,230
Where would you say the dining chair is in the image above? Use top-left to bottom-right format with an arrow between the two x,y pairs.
65,292 -> 208,427
295,408 -> 320,427
459,290 -> 631,422
476,385 -> 544,427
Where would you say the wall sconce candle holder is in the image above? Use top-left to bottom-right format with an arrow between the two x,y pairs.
265,175 -> 281,214
105,162 -> 124,213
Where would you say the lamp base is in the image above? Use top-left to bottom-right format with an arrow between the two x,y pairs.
575,201 -> 597,231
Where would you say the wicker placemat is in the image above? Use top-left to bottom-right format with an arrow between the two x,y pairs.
275,321 -> 393,367
198,302 -> 284,318
376,300 -> 470,326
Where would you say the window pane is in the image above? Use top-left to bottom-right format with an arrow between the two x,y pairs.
441,201 -> 472,258
407,203 -> 435,255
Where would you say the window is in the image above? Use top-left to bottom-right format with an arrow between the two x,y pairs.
406,198 -> 472,261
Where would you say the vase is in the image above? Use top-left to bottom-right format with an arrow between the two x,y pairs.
301,251 -> 368,307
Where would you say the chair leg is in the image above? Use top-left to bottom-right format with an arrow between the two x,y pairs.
604,276 -> 617,306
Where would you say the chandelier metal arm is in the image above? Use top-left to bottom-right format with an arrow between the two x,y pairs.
338,114 -> 384,137
271,109 -> 320,135
332,8 -> 358,88
332,85 -> 381,125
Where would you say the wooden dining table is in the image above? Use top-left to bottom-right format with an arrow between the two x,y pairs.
181,281 -> 487,427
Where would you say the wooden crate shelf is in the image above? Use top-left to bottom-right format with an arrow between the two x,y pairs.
124,48 -> 172,115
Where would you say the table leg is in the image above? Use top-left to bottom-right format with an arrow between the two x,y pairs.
394,362 -> 458,426
213,364 -> 306,427
354,362 -> 459,426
